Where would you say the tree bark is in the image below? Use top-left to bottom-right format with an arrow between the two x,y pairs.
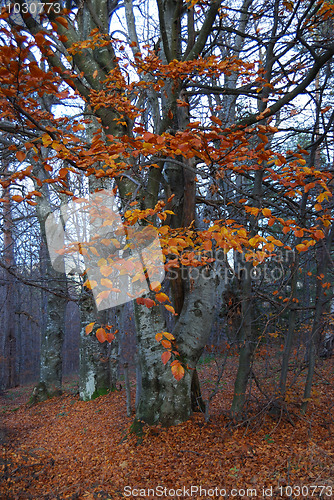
135,268 -> 215,426
79,291 -> 112,399
36,193 -> 67,397
1,180 -> 18,389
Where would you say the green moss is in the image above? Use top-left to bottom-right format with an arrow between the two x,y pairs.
29,382 -> 50,405
91,387 -> 110,399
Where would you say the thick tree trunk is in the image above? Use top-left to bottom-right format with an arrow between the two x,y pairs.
39,267 -> 66,395
29,153 -> 68,401
134,304 -> 195,426
77,94 -> 120,398
79,291 -> 113,400
36,200 -> 67,398
135,268 -> 215,426
134,303 -> 182,426
230,261 -> 253,418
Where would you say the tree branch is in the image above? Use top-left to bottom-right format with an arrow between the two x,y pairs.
185,0 -> 222,61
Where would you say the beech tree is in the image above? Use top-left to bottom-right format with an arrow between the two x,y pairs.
1,160 -> 17,389
0,0 -> 333,426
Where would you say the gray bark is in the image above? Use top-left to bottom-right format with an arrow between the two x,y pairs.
230,260 -> 253,418
79,291 -> 112,399
135,268 -> 215,426
1,181 -> 18,390
77,117 -> 120,396
301,227 -> 334,413
36,193 -> 67,396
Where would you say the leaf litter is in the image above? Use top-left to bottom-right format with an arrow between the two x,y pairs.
0,356 -> 333,499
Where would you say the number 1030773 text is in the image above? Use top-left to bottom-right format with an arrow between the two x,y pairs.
8,2 -> 61,15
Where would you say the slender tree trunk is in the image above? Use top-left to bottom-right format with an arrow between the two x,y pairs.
278,256 -> 299,399
78,110 -> 119,399
2,181 -> 18,389
230,260 -> 253,418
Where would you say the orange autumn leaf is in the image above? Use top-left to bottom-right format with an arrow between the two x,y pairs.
106,332 -> 115,343
162,332 -> 175,340
96,327 -> 107,343
85,322 -> 95,335
83,280 -> 98,290
30,190 -> 42,197
150,281 -> 161,291
210,115 -> 222,126
55,17 -> 69,29
96,290 -> 111,306
58,167 -> 68,179
100,278 -> 114,289
159,226 -> 169,235
171,360 -> 185,381
161,351 -> 171,365
100,239 -> 111,246
144,298 -> 156,308
161,339 -> 172,349
155,292 -> 170,303
203,240 -> 212,251
245,206 -> 260,216
165,304 -> 177,315
100,265 -> 113,277
89,246 -> 100,257
313,230 -> 325,240
16,151 -> 26,162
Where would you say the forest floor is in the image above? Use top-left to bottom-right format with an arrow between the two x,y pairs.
1,350 -> 333,500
